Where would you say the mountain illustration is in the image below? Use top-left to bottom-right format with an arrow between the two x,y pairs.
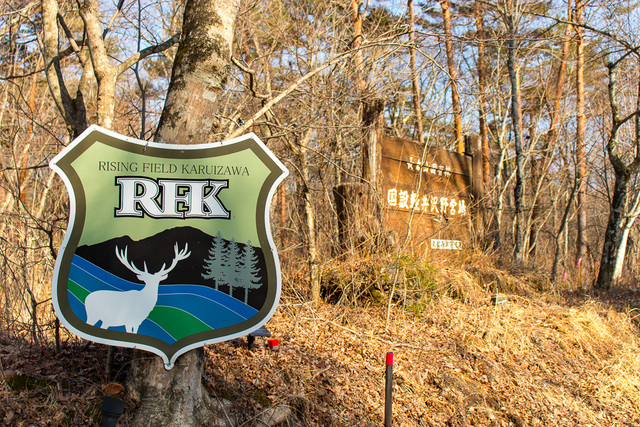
74,226 -> 269,309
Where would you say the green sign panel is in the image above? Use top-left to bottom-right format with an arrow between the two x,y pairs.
50,126 -> 288,368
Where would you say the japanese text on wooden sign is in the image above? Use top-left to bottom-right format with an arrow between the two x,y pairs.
380,137 -> 475,254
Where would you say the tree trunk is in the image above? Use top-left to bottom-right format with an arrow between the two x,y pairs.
349,0 -> 366,94
475,2 -> 498,246
129,0 -> 241,423
552,183 -> 578,281
42,0 -> 89,138
156,0 -> 241,144
408,0 -> 424,145
596,170 -> 631,289
128,349 -> 230,425
298,130 -> 321,303
612,219 -> 633,282
507,35 -> 525,264
575,0 -> 588,265
528,2 -> 572,258
439,0 -> 463,153
349,0 -> 382,191
79,0 -> 118,129
474,2 -> 490,191
596,62 -> 640,290
361,99 -> 385,188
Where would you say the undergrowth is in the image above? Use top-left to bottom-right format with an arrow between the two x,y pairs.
2,250 -> 640,425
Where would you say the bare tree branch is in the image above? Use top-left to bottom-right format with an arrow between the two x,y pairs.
116,33 -> 181,76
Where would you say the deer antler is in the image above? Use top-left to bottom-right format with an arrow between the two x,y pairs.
157,243 -> 191,275
115,246 -> 145,275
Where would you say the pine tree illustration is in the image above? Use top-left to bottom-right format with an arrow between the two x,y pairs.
223,238 -> 241,298
240,240 -> 262,304
202,231 -> 227,290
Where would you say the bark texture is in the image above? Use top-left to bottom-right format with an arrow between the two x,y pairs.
361,99 -> 385,187
474,2 -> 490,189
596,63 -> 640,289
128,348 -> 230,425
128,0 -> 241,423
79,0 -> 117,129
597,169 -> 632,288
507,36 -> 525,264
156,0 -> 241,143
408,0 -> 424,145
439,0 -> 463,153
349,0 -> 366,94
297,130 -> 320,303
42,0 -> 88,138
528,2 -> 572,258
575,0 -> 588,266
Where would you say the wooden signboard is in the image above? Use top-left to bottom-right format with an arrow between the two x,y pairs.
380,136 -> 477,255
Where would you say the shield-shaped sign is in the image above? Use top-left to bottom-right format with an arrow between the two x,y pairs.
50,125 -> 288,368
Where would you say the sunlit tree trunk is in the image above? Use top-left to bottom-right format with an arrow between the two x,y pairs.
297,129 -> 320,303
408,0 -> 424,145
156,0 -> 238,144
575,0 -> 587,266
552,183 -> 578,280
79,0 -> 117,129
42,0 -> 89,138
596,62 -> 640,290
528,1 -> 572,258
612,190 -> 640,280
349,0 -> 365,94
506,21 -> 525,264
474,1 -> 490,191
598,168 -> 633,289
439,0 -> 463,152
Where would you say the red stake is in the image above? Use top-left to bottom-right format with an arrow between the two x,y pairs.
385,352 -> 393,426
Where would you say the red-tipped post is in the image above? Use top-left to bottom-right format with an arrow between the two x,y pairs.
385,352 -> 393,426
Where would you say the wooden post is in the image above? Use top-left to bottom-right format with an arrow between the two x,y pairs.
470,135 -> 484,202
467,135 -> 485,241
361,98 -> 385,190
333,98 -> 385,255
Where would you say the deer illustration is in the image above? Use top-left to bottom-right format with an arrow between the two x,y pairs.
84,243 -> 190,333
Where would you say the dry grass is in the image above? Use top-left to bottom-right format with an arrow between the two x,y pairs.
2,252 -> 640,425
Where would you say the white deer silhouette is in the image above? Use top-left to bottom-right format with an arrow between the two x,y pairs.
84,243 -> 190,333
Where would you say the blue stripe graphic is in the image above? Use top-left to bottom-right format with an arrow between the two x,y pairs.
66,254 -> 259,344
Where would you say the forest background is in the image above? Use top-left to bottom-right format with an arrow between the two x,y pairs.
3,0 -> 640,425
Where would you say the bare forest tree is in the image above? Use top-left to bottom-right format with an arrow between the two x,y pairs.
5,0 -> 640,421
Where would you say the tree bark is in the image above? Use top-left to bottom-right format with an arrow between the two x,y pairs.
128,349 -> 229,425
298,129 -> 320,303
575,0 -> 588,266
475,1 -> 498,246
42,0 -> 88,138
156,0 -> 241,144
439,0 -> 463,153
474,2 -> 490,190
79,0 -> 118,130
507,34 -> 525,264
552,182 -> 578,281
596,169 -> 631,288
349,0 -> 366,94
611,199 -> 640,281
611,105 -> 640,281
596,62 -> 640,290
128,0 -> 241,423
408,0 -> 424,145
361,99 -> 385,188
527,2 -> 572,258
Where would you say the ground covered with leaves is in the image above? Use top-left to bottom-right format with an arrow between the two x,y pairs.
2,255 -> 640,426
